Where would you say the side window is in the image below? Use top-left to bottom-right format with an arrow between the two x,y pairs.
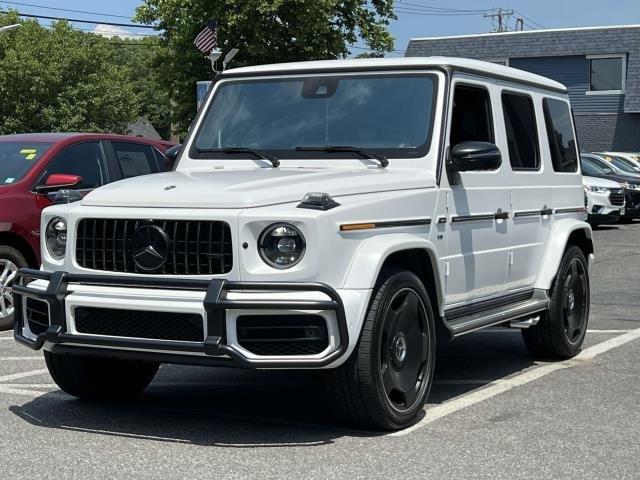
543,98 -> 578,172
450,85 -> 494,147
111,142 -> 162,178
46,141 -> 107,189
502,92 -> 540,170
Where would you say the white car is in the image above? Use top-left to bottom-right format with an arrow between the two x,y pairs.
12,57 -> 593,430
582,175 -> 625,225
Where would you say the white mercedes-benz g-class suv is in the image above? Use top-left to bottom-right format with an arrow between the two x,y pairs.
13,58 -> 593,430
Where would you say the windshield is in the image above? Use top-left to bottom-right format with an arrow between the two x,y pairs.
609,156 -> 640,173
193,73 -> 438,159
0,142 -> 53,185
581,158 -> 605,177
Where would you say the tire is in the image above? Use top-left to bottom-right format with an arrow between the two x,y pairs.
325,269 -> 436,431
44,351 -> 159,400
0,246 -> 28,331
522,245 -> 589,359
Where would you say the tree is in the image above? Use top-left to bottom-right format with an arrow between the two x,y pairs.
0,13 -> 139,134
135,0 -> 396,138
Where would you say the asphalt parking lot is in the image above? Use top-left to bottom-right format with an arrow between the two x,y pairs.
1,224 -> 639,479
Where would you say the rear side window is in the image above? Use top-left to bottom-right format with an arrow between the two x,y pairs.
111,142 -> 162,178
543,98 -> 578,172
450,85 -> 494,147
502,92 -> 539,170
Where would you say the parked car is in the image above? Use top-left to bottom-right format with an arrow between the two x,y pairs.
602,152 -> 640,172
581,154 -> 640,222
593,152 -> 640,177
0,133 -> 175,329
581,171 -> 625,225
12,58 -> 593,430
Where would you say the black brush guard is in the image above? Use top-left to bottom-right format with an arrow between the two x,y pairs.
12,269 -> 348,368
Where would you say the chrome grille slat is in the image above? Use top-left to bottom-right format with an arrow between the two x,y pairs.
76,219 -> 232,275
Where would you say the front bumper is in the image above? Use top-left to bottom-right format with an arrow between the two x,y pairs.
12,269 -> 351,369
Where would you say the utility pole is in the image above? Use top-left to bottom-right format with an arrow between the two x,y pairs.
483,8 -> 514,33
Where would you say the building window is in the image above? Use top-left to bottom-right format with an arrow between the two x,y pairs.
587,54 -> 625,94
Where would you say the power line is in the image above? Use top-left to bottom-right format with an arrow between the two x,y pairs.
396,8 -> 485,17
513,10 -> 545,30
0,1 -> 132,19
395,1 -> 492,13
14,11 -> 156,29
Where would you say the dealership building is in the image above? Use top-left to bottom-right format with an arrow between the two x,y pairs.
405,25 -> 640,152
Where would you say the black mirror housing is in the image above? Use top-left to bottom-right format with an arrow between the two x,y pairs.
164,144 -> 182,170
449,141 -> 502,172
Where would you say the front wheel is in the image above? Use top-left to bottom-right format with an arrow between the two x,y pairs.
326,269 -> 436,430
0,246 -> 27,330
522,245 -> 590,359
44,351 -> 159,400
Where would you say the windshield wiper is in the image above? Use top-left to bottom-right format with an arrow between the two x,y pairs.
295,145 -> 389,168
197,147 -> 280,167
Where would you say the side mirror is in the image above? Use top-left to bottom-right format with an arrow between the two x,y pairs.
164,144 -> 182,170
449,141 -> 502,172
36,173 -> 83,193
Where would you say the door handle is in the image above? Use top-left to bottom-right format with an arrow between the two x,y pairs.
540,207 -> 553,216
494,209 -> 509,220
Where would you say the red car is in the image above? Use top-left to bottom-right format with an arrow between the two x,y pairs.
0,133 -> 175,329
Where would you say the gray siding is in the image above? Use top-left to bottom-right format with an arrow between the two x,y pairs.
405,26 -> 640,113
509,56 -> 624,113
574,113 -> 640,152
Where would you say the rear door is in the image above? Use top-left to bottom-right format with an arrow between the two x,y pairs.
498,88 -> 551,291
106,141 -> 164,180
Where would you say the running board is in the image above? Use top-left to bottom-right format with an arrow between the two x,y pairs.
444,291 -> 549,338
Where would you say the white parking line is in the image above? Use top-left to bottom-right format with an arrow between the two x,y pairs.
0,357 -> 43,361
586,329 -> 632,334
392,328 -> 640,437
0,369 -> 49,383
0,337 -> 15,340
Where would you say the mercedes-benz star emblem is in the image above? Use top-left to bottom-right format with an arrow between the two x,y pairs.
132,224 -> 171,271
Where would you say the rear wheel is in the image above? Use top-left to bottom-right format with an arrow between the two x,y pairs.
44,351 -> 159,400
326,269 -> 436,430
522,245 -> 589,359
0,246 -> 27,330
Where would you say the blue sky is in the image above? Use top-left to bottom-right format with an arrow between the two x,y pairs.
2,0 -> 639,54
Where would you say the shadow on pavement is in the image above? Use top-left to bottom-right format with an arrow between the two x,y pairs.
8,330 -> 534,445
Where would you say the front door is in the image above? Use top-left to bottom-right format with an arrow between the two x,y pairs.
442,79 -> 510,307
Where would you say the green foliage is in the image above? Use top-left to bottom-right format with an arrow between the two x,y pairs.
135,0 -> 396,138
0,12 -> 171,137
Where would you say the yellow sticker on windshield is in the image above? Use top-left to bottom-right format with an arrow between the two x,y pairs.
20,148 -> 38,160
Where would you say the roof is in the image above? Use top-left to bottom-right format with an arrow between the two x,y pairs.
0,132 -> 174,148
410,24 -> 640,42
223,57 -> 566,92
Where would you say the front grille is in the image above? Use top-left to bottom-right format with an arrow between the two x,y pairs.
75,219 -> 232,275
237,315 -> 329,356
609,189 -> 625,206
25,298 -> 49,335
74,307 -> 204,342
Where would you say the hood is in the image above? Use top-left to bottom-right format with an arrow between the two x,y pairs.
82,167 -> 435,209
589,171 -> 640,185
582,175 -> 622,189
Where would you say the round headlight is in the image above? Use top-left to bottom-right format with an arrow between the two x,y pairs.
45,217 -> 67,260
258,223 -> 306,269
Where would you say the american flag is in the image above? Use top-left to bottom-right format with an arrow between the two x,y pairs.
193,20 -> 218,53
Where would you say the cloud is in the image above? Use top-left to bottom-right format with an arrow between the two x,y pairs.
92,24 -> 135,39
